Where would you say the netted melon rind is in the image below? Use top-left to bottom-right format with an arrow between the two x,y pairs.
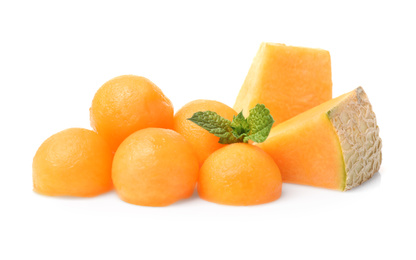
328,87 -> 382,191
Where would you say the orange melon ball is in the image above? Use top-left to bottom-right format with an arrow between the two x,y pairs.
198,143 -> 282,206
112,128 -> 199,207
32,128 -> 113,197
90,75 -> 174,152
173,99 -> 237,166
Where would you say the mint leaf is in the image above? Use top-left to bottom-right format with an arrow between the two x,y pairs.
188,103 -> 274,144
246,104 -> 274,143
187,111 -> 238,144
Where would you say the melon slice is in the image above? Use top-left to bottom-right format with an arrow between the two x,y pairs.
234,42 -> 332,125
256,87 -> 382,191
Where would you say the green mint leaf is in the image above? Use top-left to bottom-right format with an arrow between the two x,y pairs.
188,103 -> 274,144
246,104 -> 274,143
230,111 -> 250,141
187,111 -> 238,144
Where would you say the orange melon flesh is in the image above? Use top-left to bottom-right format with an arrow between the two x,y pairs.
256,87 -> 382,191
234,42 -> 332,125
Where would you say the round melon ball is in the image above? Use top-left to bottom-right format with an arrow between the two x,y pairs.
33,128 -> 113,197
112,128 -> 199,206
90,75 -> 174,152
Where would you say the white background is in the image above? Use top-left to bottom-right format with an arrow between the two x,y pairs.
1,1 -> 415,259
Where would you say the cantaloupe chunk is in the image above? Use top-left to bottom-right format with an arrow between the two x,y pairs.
256,87 -> 382,191
234,42 -> 332,125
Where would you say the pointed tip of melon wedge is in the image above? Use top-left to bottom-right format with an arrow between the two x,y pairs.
328,86 -> 382,191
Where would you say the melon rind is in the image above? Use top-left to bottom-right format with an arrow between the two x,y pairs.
327,87 -> 382,191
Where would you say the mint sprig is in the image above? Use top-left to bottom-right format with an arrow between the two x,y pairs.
187,104 -> 274,144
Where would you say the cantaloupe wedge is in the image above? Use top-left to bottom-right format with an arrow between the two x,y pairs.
234,42 -> 332,125
256,87 -> 382,191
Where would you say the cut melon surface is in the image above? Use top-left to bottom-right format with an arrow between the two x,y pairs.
256,87 -> 382,191
234,42 -> 332,125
